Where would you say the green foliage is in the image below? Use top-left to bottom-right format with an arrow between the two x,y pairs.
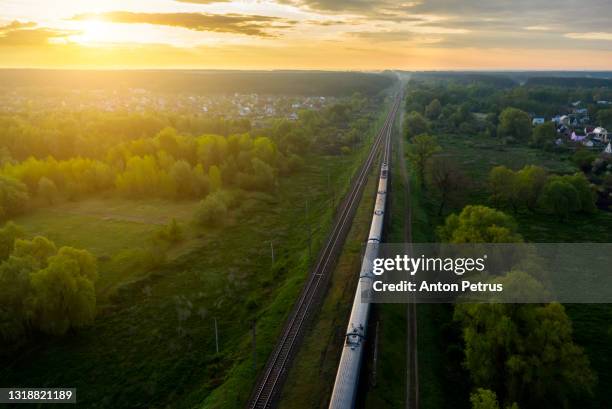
425,98 -> 442,119
531,122 -> 556,148
37,177 -> 59,204
426,156 -> 467,215
572,149 -> 597,173
596,108 -> 612,129
28,252 -> 97,335
407,134 -> 441,186
404,111 -> 430,138
0,224 -> 97,339
0,175 -> 29,220
437,205 -> 523,243
470,388 -> 500,409
455,302 -> 595,408
14,236 -> 57,267
195,192 -> 228,227
0,221 -> 24,262
539,173 -> 596,220
155,218 -> 184,244
489,166 -> 520,211
497,108 -> 532,142
488,165 -> 595,217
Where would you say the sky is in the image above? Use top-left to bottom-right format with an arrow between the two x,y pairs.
1,0 -> 611,70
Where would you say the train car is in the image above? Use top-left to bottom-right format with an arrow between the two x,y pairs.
328,161 -> 388,409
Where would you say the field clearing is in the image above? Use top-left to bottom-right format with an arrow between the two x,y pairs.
15,198 -> 199,256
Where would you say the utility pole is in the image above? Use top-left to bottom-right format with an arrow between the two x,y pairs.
270,241 -> 275,265
305,199 -> 312,264
252,320 -> 257,372
214,318 -> 219,354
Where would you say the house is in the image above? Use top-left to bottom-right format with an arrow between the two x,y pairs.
591,127 -> 609,143
532,117 -> 545,125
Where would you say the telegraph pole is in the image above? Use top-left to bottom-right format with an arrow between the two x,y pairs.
214,318 -> 219,354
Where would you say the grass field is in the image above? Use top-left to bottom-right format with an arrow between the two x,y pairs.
418,131 -> 612,408
0,146 -> 372,409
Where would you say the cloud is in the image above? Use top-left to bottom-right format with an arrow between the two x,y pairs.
565,32 -> 612,41
0,21 -> 74,46
72,11 -> 296,37
174,0 -> 231,3
0,21 -> 37,32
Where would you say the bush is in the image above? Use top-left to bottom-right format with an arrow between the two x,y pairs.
195,192 -> 228,226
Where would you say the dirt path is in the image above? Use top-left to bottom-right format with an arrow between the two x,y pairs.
396,83 -> 419,409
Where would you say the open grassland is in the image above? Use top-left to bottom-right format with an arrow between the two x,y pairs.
422,132 -> 612,409
0,148 -> 370,409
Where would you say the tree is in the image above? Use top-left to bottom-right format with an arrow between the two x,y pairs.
455,302 -> 595,407
0,222 -> 24,262
572,149 -> 597,173
28,252 -> 97,335
404,111 -> 429,138
37,177 -> 59,204
195,192 -> 227,227
208,165 -> 222,192
169,160 -> 197,199
470,389 -> 500,409
488,166 -> 519,212
531,122 -> 556,148
515,165 -> 548,211
539,179 -> 580,220
437,205 -> 523,243
13,236 -> 57,267
0,175 -> 29,220
426,156 -> 467,215
497,108 -> 532,142
596,108 -> 612,129
407,134 -> 441,187
425,99 -> 442,120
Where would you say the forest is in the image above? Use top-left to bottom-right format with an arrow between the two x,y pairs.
0,70 -> 394,96
402,75 -> 612,409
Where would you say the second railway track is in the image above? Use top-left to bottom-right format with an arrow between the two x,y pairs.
246,94 -> 401,409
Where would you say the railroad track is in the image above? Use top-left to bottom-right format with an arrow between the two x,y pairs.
246,95 -> 401,409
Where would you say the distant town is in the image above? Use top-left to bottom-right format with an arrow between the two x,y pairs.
0,87 -> 337,123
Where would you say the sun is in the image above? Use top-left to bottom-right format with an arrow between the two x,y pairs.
72,19 -> 115,45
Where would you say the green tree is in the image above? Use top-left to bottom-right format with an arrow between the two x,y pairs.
489,166 -> 519,212
497,108 -> 532,142
426,156 -> 467,215
13,236 -> 57,267
37,177 -> 59,204
195,192 -> 227,227
208,165 -> 222,192
0,175 -> 29,220
437,205 -> 523,243
425,98 -> 442,120
0,221 -> 24,262
572,149 -> 597,173
407,134 -> 441,187
28,252 -> 97,335
515,165 -> 548,211
539,179 -> 580,220
470,388 -> 500,409
456,302 -> 595,407
531,122 -> 556,147
404,111 -> 430,138
596,108 -> 612,129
